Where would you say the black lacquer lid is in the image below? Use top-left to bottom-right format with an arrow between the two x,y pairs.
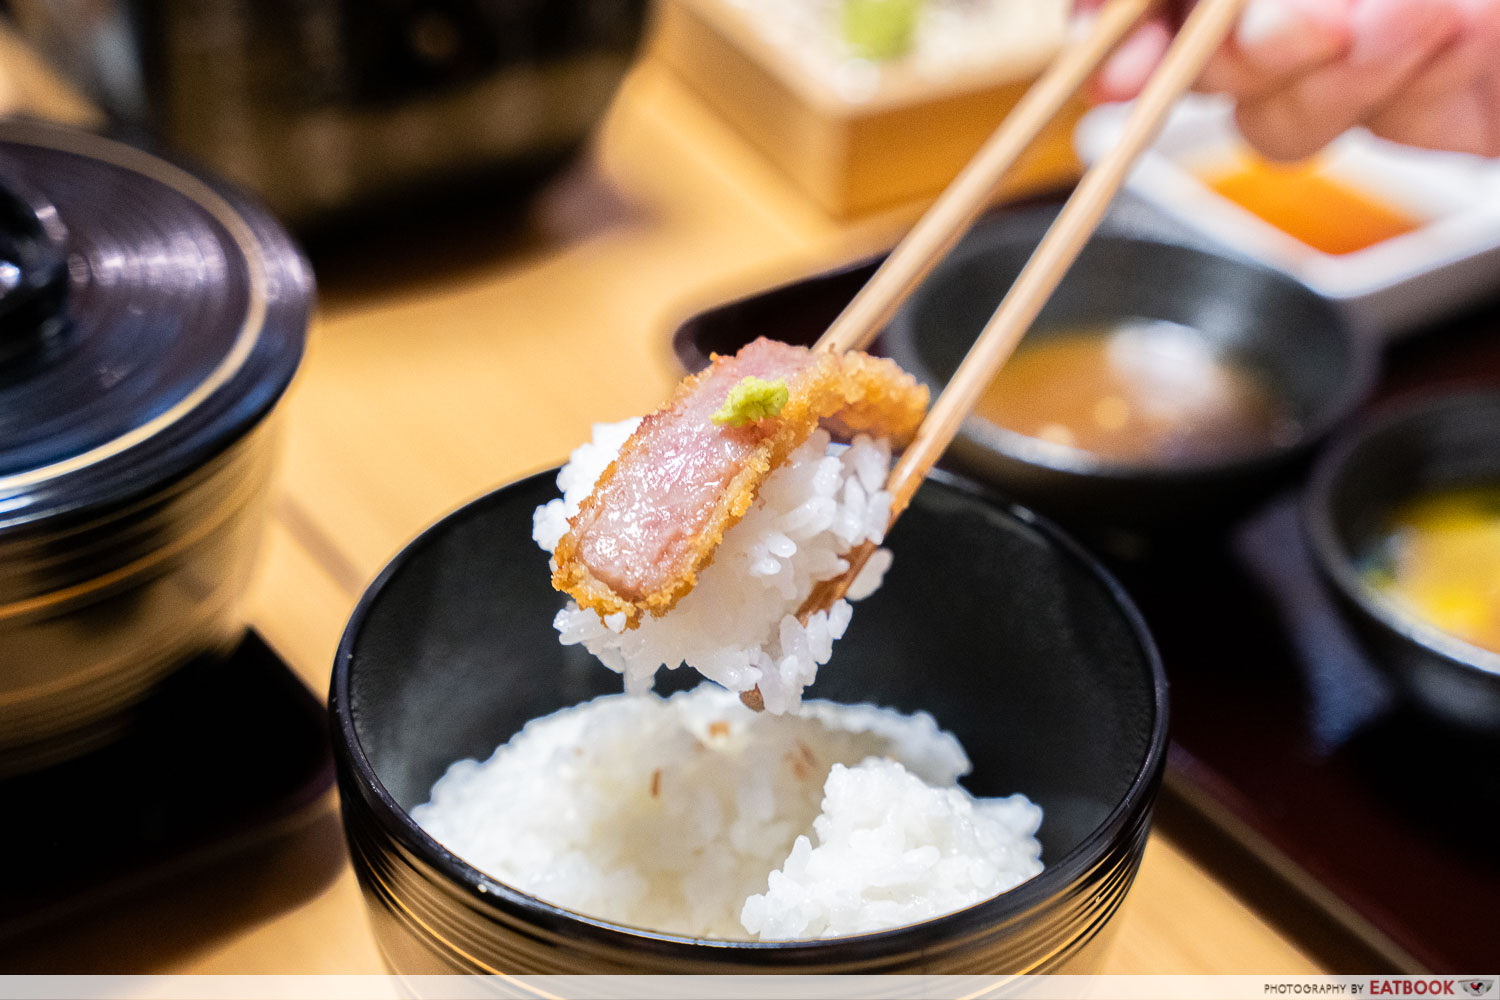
0,119 -> 311,529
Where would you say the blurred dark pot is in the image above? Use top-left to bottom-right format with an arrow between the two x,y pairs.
0,120 -> 311,774
8,0 -> 650,230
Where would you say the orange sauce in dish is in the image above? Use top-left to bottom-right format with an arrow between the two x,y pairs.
1202,157 -> 1420,256
975,319 -> 1301,466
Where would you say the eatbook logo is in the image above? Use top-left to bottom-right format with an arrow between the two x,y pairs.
1462,982 -> 1495,998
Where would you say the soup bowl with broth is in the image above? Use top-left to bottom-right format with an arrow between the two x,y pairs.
886,207 -> 1376,536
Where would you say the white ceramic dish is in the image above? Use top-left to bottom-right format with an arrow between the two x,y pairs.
1076,96 -> 1500,339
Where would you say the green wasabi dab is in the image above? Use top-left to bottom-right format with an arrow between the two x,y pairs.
842,0 -> 923,62
712,376 -> 790,427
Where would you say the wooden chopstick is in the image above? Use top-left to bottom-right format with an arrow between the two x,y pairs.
798,0 -> 1251,623
813,0 -> 1154,356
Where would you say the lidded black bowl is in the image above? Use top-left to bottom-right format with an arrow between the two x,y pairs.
0,119 -> 312,775
331,470 -> 1168,974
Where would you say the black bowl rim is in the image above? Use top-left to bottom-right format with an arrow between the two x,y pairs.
330,465 -> 1169,957
1304,389 -> 1500,681
884,213 -> 1380,483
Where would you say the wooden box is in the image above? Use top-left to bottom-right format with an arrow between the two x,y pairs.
657,0 -> 1084,217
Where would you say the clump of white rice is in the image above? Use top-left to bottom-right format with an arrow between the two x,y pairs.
533,419 -> 897,714
413,686 -> 1043,940
741,758 -> 1044,939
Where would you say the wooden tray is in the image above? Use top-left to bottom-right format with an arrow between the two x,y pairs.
0,631 -> 335,939
655,0 -> 1082,216
669,213 -> 1500,972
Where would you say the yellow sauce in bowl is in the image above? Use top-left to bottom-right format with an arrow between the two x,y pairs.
1363,486 -> 1500,655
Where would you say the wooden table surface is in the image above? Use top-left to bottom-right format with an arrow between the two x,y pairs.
1,37 -> 1335,975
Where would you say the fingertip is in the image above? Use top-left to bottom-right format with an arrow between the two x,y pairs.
1233,99 -> 1330,161
1467,0 -> 1500,36
1093,21 -> 1172,102
1350,0 -> 1463,61
1370,90 -> 1500,157
1236,0 -> 1352,73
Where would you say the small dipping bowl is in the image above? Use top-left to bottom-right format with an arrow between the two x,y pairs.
1306,391 -> 1500,733
885,207 -> 1377,535
331,470 -> 1168,974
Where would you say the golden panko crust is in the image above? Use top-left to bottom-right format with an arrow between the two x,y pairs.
551,342 -> 927,624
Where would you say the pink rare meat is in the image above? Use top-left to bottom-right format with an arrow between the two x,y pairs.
551,338 -> 927,624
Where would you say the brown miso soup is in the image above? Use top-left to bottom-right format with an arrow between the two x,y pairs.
976,319 -> 1301,466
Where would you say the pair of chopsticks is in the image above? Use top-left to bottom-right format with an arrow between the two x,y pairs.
797,0 -> 1251,622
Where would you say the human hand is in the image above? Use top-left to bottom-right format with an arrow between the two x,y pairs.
1080,0 -> 1500,159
